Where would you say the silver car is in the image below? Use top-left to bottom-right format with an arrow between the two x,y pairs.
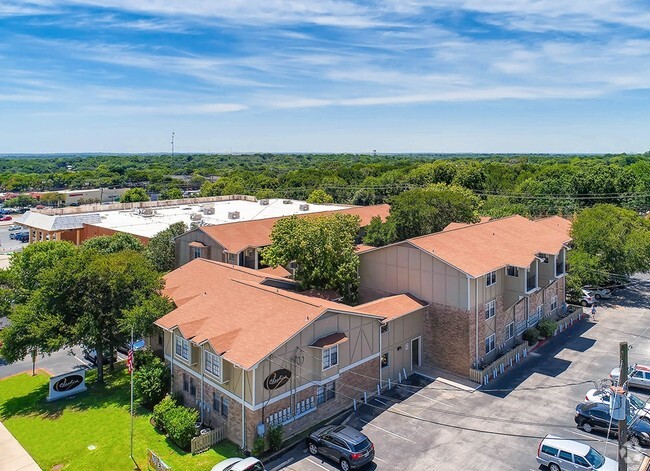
584,286 -> 612,300
536,435 -> 615,471
211,457 -> 265,471
584,388 -> 650,418
611,364 -> 650,390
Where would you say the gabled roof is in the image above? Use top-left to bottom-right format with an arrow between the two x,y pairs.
533,215 -> 572,237
406,215 -> 572,278
18,211 -> 102,231
354,294 -> 427,321
197,204 -> 390,253
157,259 -> 399,370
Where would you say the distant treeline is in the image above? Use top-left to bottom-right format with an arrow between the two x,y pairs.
1,153 -> 649,216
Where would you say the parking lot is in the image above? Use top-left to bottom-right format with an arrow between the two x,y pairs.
0,220 -> 27,254
268,275 -> 650,471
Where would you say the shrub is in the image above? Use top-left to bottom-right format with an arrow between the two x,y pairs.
165,403 -> 199,450
134,356 -> 170,409
538,319 -> 557,338
152,395 -> 176,432
268,425 -> 284,452
133,348 -> 158,369
252,436 -> 266,456
523,328 -> 540,345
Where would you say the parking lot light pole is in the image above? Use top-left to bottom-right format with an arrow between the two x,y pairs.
618,342 -> 628,471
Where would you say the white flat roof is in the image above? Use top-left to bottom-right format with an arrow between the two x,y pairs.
84,199 -> 349,238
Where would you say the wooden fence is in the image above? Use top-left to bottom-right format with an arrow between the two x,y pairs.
469,341 -> 529,385
190,425 -> 226,455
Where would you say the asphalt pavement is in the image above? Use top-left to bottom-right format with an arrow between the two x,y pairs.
0,347 -> 92,379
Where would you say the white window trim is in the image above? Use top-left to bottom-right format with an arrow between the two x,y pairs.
550,295 -> 558,311
505,322 -> 514,341
486,271 -> 496,287
204,350 -> 222,381
485,299 -> 496,320
485,334 -> 496,354
506,266 -> 519,277
175,336 -> 190,362
322,345 -> 339,371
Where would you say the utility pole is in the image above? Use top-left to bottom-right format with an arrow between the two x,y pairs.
171,132 -> 175,157
618,341 -> 629,471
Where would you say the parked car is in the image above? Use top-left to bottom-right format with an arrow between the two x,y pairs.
15,232 -> 29,243
583,286 -> 612,300
116,338 -> 145,354
7,225 -> 21,231
585,388 -> 650,418
307,425 -> 374,471
536,434 -> 615,471
83,348 -> 118,365
574,402 -> 650,447
211,457 -> 265,471
0,216 -> 12,221
568,289 -> 596,307
610,364 -> 650,390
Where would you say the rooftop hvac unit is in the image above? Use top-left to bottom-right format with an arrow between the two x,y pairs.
190,213 -> 203,221
201,203 -> 215,215
259,199 -> 270,206
228,211 -> 240,220
282,199 -> 292,204
140,208 -> 155,217
299,203 -> 309,211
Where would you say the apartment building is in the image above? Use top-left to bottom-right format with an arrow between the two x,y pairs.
358,215 -> 571,377
154,258 -> 425,450
174,204 -> 390,269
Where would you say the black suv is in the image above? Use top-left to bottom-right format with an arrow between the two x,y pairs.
575,402 -> 650,447
307,425 -> 374,471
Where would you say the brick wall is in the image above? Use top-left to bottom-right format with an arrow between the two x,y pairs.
424,302 -> 471,376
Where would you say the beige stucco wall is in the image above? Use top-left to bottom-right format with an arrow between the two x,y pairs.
381,309 -> 425,381
174,229 -> 225,267
360,243 -> 469,309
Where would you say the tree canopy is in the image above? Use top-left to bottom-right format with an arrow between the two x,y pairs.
261,214 -> 361,302
306,189 -> 334,204
145,221 -> 188,272
120,187 -> 150,203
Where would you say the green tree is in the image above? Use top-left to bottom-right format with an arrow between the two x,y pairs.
568,204 -> 650,291
120,187 -> 150,203
160,187 -> 183,200
382,184 -> 481,242
262,214 -> 361,302
39,192 -> 65,207
145,222 -> 188,272
81,232 -> 144,254
3,195 -> 38,208
306,189 -> 334,204
134,355 -> 170,409
362,216 -> 392,247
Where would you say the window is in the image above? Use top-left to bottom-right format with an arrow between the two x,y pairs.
485,300 -> 496,320
191,246 -> 203,260
485,334 -> 495,354
506,266 -> 519,277
189,377 -> 196,396
322,345 -> 338,370
331,437 -> 349,450
381,323 -> 389,334
317,381 -> 336,404
221,397 -> 229,417
205,351 -> 221,379
175,336 -> 189,361
574,456 -> 590,467
381,352 -> 389,369
486,271 -> 497,287
212,392 -> 219,411
550,296 -> 558,312
558,450 -> 573,462
541,445 -> 558,457
182,373 -> 189,392
536,305 -> 543,318
505,322 -> 514,341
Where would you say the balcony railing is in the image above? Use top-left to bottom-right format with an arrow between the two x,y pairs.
527,274 -> 537,292
470,342 -> 529,385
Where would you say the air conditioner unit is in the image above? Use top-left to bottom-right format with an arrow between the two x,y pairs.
140,208 -> 155,217
282,199 -> 292,204
190,213 -> 203,221
259,199 -> 270,206
299,204 -> 309,211
228,211 -> 240,220
201,203 -> 215,215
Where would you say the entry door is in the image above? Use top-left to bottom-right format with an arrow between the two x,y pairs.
411,337 -> 421,370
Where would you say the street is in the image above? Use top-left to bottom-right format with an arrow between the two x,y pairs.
267,275 -> 650,471
0,347 -> 90,379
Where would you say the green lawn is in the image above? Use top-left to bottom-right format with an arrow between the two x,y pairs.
0,368 -> 242,471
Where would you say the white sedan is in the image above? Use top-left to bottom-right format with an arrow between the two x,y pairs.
585,388 -> 650,418
584,287 -> 612,300
611,364 -> 650,390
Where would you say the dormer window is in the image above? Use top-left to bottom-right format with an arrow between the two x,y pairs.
205,350 -> 222,380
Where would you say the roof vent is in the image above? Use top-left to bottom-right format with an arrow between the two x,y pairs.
282,199 -> 292,204
228,211 -> 240,220
190,213 -> 203,221
140,208 -> 155,217
259,199 -> 269,206
201,203 -> 215,215
299,203 -> 309,211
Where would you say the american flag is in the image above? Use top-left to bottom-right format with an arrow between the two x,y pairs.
127,348 -> 134,374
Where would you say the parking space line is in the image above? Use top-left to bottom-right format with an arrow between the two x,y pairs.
373,456 -> 387,463
359,418 -> 416,443
306,458 -> 331,470
374,397 -> 390,406
73,355 -> 90,367
562,428 -> 602,442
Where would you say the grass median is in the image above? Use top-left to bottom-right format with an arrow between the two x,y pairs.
0,367 -> 241,470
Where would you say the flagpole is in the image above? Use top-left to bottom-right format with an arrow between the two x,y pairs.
129,325 -> 135,466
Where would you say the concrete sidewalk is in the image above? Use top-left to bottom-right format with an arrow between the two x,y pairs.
0,422 -> 41,471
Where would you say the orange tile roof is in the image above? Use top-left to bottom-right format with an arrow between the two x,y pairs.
355,244 -> 376,254
258,265 -> 292,277
443,216 -> 491,231
355,294 -> 427,321
407,215 -> 572,278
157,259 -> 385,370
533,215 -> 572,237
199,204 -> 390,253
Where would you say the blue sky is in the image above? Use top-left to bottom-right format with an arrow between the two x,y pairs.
1,0 -> 649,153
